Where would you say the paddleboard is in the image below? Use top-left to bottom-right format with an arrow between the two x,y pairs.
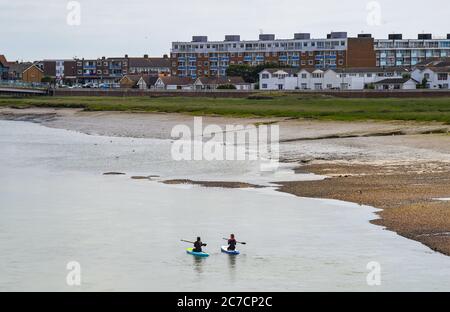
221,246 -> 240,255
186,248 -> 209,257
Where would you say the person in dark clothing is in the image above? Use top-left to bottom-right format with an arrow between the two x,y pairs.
193,237 -> 206,252
227,234 -> 237,251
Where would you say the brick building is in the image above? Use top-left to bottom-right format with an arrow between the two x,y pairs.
170,32 -> 376,79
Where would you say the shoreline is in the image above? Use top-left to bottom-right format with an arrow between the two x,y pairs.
1,107 -> 449,256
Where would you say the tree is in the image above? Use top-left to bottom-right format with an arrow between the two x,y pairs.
226,63 -> 288,83
420,77 -> 428,89
41,76 -> 54,83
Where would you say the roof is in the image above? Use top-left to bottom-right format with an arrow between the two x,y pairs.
374,78 -> 418,84
8,62 -> 33,74
158,76 -> 193,86
128,57 -> 171,68
138,75 -> 159,86
260,68 -> 298,75
415,58 -> 450,68
334,67 -> 409,74
195,76 -> 247,85
0,55 -> 8,67
121,74 -> 143,83
419,66 -> 450,73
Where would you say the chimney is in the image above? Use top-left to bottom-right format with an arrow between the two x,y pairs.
144,54 -> 149,59
125,54 -> 129,58
163,54 -> 168,59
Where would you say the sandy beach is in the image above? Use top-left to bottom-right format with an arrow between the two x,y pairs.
1,107 -> 450,256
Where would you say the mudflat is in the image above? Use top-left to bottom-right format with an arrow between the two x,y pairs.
1,107 -> 449,255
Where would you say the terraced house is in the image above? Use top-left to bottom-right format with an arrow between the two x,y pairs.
259,67 -> 410,90
170,32 -> 376,79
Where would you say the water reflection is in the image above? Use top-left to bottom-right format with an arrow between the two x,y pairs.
193,257 -> 206,274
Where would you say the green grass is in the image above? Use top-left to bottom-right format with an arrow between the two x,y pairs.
1,95 -> 450,123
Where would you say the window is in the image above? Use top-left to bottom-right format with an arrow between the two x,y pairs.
103,62 -> 108,66
97,70 -> 102,74
338,60 -> 344,65
301,83 -> 307,89
262,73 -> 270,79
326,84 -> 332,89
438,73 -> 448,81
424,73 -> 430,79
301,73 -> 307,79
309,52 -> 314,57
103,70 -> 108,74
308,60 -> 313,65
262,84 -> 268,89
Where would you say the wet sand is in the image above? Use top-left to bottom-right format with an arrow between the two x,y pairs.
1,107 -> 450,255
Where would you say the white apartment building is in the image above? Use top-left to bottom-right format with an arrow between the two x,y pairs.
375,34 -> 450,67
411,67 -> 450,89
259,67 -> 409,90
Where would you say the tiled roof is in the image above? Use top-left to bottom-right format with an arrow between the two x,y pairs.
426,66 -> 450,73
8,62 -> 33,74
196,76 -> 247,85
334,67 -> 409,73
158,76 -> 193,85
128,57 -> 171,68
260,68 -> 298,75
374,78 -> 418,84
0,55 -> 8,67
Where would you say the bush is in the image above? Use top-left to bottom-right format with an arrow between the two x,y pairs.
217,84 -> 236,90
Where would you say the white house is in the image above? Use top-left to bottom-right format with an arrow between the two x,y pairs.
411,67 -> 450,89
154,76 -> 193,90
259,67 -> 410,91
334,67 -> 408,90
193,76 -> 252,90
373,78 -> 418,90
259,68 -> 298,90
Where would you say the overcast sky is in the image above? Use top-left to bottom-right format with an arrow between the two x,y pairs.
1,0 -> 449,61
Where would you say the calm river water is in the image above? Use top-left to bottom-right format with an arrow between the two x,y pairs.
1,120 -> 450,291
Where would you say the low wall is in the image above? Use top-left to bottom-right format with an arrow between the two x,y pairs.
51,88 -> 450,98
52,89 -> 254,98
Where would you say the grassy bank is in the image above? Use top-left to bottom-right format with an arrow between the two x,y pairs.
1,95 -> 450,123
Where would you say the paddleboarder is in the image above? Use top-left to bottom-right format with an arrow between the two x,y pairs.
227,234 -> 237,251
193,237 -> 206,252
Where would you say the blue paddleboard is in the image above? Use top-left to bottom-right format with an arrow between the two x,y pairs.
186,248 -> 209,257
221,246 -> 240,255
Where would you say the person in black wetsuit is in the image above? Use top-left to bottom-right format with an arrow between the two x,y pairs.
193,237 -> 206,252
227,234 -> 237,251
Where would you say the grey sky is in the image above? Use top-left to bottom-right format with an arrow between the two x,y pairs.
1,0 -> 449,61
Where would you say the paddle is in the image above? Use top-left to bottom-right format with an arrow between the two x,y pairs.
181,239 -> 207,246
223,238 -> 246,245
